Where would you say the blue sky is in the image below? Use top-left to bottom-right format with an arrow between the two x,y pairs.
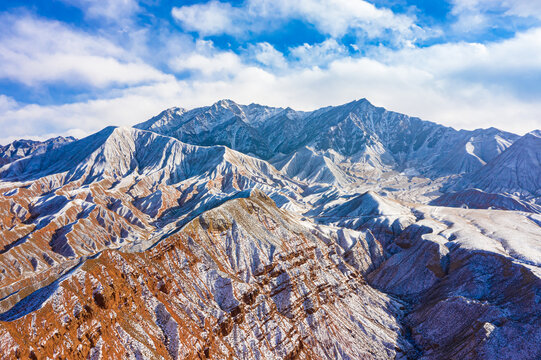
0,0 -> 540,143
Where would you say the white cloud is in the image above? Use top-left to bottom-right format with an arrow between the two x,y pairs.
0,14 -> 170,88
0,80 -> 187,144
171,1 -> 240,36
169,40 -> 245,78
170,52 -> 244,78
275,0 -> 419,39
450,0 -> 541,33
0,95 -> 18,113
60,0 -> 141,22
249,42 -> 288,70
452,0 -> 541,19
172,0 -> 425,45
378,27 -> 541,100
505,1 -> 541,19
290,39 -> 347,67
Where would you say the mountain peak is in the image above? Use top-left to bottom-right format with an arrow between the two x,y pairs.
527,129 -> 541,138
213,99 -> 238,108
356,97 -> 370,104
0,134 -> 77,167
132,99 -> 520,178
453,126 -> 541,196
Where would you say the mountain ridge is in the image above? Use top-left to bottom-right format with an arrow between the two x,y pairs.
0,135 -> 76,167
135,99 -> 520,181
449,130 -> 541,198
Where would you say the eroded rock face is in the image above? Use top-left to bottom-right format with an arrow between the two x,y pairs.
367,206 -> 541,359
0,128 -> 303,316
0,191 -> 413,359
405,248 -> 541,360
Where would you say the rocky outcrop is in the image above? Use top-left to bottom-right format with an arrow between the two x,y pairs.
366,205 -> 541,359
0,190 -> 413,359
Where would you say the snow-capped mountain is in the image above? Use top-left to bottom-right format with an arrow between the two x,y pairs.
136,99 -> 518,181
0,126 -> 295,191
0,99 -> 540,359
450,130 -> 541,199
0,136 -> 76,166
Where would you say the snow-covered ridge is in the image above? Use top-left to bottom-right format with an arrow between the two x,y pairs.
450,130 -> 541,198
0,136 -> 76,167
136,99 -> 519,180
0,126 -> 292,188
431,188 -> 541,213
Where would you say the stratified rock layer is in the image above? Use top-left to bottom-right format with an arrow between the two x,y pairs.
0,191 -> 412,359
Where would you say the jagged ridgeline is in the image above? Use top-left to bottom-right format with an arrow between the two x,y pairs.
0,99 -> 539,359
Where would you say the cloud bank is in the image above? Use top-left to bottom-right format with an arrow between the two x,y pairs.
0,0 -> 540,144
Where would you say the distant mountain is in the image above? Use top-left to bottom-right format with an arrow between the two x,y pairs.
450,130 -> 541,198
0,136 -> 75,166
136,99 -> 518,181
0,127 -> 291,189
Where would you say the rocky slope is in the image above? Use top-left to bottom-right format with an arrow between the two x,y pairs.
0,190 -> 414,359
0,127 -> 305,316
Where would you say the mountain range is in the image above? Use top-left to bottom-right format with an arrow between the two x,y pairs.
0,99 -> 539,359
0,136 -> 75,167
135,99 -> 519,179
